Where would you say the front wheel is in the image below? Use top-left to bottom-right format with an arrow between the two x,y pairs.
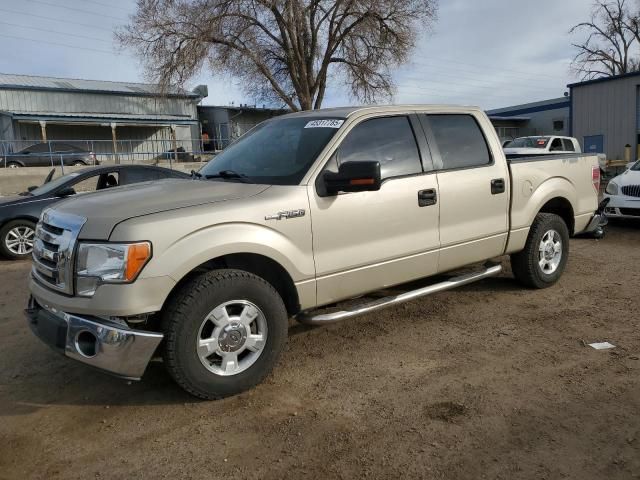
511,213 -> 570,289
162,269 -> 288,399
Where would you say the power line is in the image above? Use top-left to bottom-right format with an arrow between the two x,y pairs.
0,21 -> 112,44
23,0 -> 129,22
80,0 -> 135,12
0,33 -> 130,56
397,68 -> 566,93
407,59 -> 570,86
411,55 -> 569,81
397,74 -> 563,96
0,7 -> 114,32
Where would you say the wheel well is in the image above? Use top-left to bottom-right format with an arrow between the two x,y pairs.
0,216 -> 38,229
168,253 -> 301,316
539,197 -> 574,234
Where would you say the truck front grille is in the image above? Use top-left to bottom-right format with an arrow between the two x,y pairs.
32,209 -> 86,295
621,185 -> 640,197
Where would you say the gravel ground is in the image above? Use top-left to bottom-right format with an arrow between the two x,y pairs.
1,222 -> 639,480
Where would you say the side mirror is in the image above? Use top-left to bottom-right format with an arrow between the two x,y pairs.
56,187 -> 76,197
322,161 -> 381,196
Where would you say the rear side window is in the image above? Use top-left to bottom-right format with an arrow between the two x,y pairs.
562,139 -> 575,152
426,115 -> 492,169
549,138 -> 563,151
336,116 -> 422,180
121,168 -> 158,184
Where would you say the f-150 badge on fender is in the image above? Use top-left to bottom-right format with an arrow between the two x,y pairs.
265,209 -> 306,220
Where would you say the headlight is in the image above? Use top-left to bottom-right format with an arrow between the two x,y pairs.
605,181 -> 619,195
75,242 -> 151,297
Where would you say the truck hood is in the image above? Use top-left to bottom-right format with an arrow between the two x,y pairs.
50,178 -> 270,239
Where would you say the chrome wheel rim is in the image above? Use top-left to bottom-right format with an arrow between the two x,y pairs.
8,163 -> 19,168
196,300 -> 268,376
538,229 -> 562,274
5,225 -> 35,256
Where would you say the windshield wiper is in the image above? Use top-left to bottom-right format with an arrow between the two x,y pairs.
191,170 -> 202,179
204,170 -> 251,182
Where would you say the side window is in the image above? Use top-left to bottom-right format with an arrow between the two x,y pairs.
71,175 -> 100,193
550,138 -> 563,151
334,116 -> 422,180
97,171 -> 119,189
121,168 -> 159,185
28,143 -> 50,153
562,139 -> 575,152
426,115 -> 491,169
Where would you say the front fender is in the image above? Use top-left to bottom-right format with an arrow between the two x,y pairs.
134,221 -> 315,286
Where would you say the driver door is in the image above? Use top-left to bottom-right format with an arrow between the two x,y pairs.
308,115 -> 440,306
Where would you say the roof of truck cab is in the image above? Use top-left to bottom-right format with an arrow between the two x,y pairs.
279,104 -> 482,119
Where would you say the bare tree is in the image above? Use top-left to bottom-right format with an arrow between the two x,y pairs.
117,0 -> 437,111
570,0 -> 640,80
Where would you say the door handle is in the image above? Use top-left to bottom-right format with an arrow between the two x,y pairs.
491,178 -> 505,194
418,189 -> 437,207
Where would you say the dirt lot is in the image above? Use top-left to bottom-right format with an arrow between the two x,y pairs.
1,222 -> 639,480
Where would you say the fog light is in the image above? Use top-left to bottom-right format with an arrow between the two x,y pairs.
75,330 -> 98,358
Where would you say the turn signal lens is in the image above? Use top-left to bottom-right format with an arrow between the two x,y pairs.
125,242 -> 151,281
592,166 -> 600,193
350,178 -> 375,185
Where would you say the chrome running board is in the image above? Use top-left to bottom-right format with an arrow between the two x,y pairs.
296,263 -> 502,325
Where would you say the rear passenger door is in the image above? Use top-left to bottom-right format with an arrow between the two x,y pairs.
420,113 -> 509,273
309,115 -> 440,306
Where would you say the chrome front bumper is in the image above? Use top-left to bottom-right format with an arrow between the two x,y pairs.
25,296 -> 163,380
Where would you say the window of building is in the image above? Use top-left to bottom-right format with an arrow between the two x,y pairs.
335,116 -> 422,180
426,115 -> 492,170
553,120 -> 564,131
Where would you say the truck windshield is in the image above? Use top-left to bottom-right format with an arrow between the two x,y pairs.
199,117 -> 343,185
505,137 -> 549,148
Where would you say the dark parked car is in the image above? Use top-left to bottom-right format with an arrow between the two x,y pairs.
0,165 -> 190,260
2,142 -> 97,168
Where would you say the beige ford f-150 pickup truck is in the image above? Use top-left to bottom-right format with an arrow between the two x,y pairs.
25,105 -> 604,399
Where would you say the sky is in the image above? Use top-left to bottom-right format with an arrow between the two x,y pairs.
0,0 -> 594,110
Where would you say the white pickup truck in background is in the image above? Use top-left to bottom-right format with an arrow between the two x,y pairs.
504,136 -> 582,155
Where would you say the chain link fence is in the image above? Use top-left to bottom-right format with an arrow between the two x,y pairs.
0,138 -> 222,172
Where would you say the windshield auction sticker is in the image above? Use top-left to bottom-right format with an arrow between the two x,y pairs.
304,119 -> 344,128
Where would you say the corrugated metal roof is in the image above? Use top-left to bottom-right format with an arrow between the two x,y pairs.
0,73 -> 199,97
7,111 -> 197,124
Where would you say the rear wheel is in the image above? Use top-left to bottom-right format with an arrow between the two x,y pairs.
0,219 -> 36,260
6,162 -> 21,168
72,160 -> 87,166
162,269 -> 288,399
511,213 -> 570,289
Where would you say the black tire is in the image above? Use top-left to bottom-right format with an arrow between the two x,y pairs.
6,162 -> 21,168
510,213 -> 570,289
0,219 -> 36,260
162,269 -> 288,399
72,161 -> 87,166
